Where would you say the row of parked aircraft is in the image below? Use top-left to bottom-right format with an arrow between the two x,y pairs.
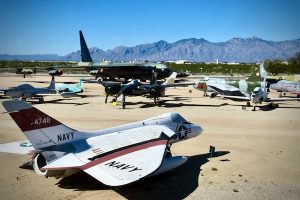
2,31 -> 300,110
194,62 -> 300,110
0,31 -> 299,188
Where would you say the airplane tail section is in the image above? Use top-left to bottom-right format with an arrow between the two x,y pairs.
247,67 -> 262,82
79,30 -> 93,63
2,100 -> 85,150
259,61 -> 268,79
48,76 -> 55,90
162,72 -> 177,85
247,62 -> 268,82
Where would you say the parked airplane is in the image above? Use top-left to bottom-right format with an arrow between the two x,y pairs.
220,76 -> 300,110
270,80 -> 300,98
101,72 -> 194,108
3,77 -> 77,103
55,79 -> 83,94
78,31 -> 171,81
0,100 -> 203,186
194,62 -> 267,98
47,67 -> 63,76
16,68 -> 36,78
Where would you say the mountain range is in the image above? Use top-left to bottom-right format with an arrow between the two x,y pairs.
1,37 -> 300,62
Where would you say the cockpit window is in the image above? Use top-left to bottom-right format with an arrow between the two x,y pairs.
253,87 -> 261,94
171,113 -> 187,124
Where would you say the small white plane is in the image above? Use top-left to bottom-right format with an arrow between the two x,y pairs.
221,79 -> 300,110
0,100 -> 202,186
270,80 -> 300,98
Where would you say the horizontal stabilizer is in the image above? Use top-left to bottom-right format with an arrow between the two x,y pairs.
0,140 -> 34,155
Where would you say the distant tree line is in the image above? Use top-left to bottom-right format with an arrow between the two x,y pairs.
0,52 -> 300,75
167,52 -> 300,75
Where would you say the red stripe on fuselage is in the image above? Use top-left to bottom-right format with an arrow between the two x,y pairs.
9,108 -> 61,132
43,140 -> 167,171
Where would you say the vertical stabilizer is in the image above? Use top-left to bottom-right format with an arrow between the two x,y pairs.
162,72 -> 177,85
247,67 -> 262,82
79,31 -> 93,62
2,100 -> 85,149
48,76 -> 55,90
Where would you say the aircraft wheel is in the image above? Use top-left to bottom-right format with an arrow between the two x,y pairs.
38,98 -> 44,103
246,101 -> 251,107
251,106 -> 256,111
279,93 -> 282,98
157,101 -> 162,107
242,105 -> 246,110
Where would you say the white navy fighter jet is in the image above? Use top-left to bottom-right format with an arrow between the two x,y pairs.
0,100 -> 202,186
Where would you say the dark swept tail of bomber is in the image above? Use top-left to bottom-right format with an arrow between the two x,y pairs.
78,31 -> 171,81
79,30 -> 93,63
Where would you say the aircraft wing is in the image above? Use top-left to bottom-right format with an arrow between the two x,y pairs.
0,140 -> 35,155
162,82 -> 195,88
221,95 -> 250,101
0,88 -> 6,92
43,125 -> 175,186
266,97 -> 300,102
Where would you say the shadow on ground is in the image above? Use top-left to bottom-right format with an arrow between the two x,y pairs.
56,151 -> 229,200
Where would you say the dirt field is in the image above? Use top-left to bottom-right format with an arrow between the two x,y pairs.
0,74 -> 299,200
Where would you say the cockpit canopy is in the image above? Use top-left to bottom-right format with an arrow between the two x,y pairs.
170,113 -> 190,124
253,87 -> 262,94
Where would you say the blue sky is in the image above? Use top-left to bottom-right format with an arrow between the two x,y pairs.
0,0 -> 299,55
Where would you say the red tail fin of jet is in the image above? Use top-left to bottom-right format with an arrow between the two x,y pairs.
2,100 -> 83,149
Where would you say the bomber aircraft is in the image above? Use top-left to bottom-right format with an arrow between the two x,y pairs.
0,100 -> 202,186
77,31 -> 171,81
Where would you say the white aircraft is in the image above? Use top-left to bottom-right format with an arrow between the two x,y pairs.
270,80 -> 300,98
0,100 -> 202,186
221,80 -> 300,110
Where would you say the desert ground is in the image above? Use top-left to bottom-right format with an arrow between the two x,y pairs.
0,74 -> 299,200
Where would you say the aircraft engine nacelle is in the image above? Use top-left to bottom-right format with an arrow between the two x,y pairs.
149,87 -> 165,97
105,85 -> 121,95
32,153 -> 79,178
151,156 -> 188,176
33,153 -> 49,176
48,69 -> 63,76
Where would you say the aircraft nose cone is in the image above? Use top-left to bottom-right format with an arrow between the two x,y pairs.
192,125 -> 203,137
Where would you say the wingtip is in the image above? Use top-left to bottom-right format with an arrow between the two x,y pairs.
2,100 -> 32,113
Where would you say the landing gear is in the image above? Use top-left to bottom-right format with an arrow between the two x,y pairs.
154,97 -> 162,106
203,91 -> 208,97
121,95 -> 126,109
21,97 -> 27,101
165,144 -> 172,157
242,101 -> 251,110
105,94 -> 108,104
210,92 -> 217,98
38,97 -> 44,103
